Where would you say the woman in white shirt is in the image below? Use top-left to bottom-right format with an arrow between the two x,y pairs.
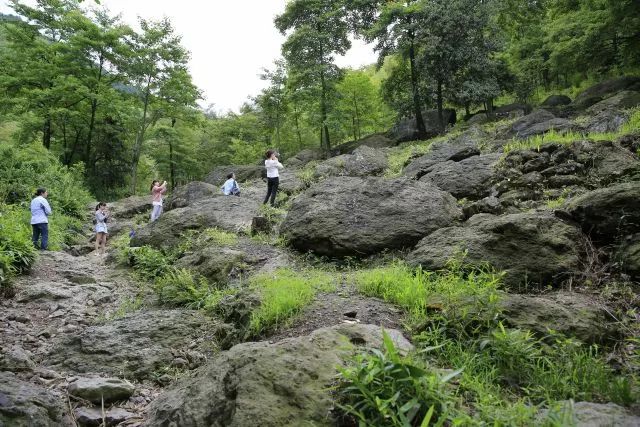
263,150 -> 284,206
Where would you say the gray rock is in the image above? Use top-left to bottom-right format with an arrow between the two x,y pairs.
501,293 -> 617,344
403,133 -> 482,179
204,165 -> 264,186
517,117 -> 575,139
68,377 -> 134,404
176,247 -> 248,284
540,401 -> 640,427
166,181 -> 219,210
277,169 -> 306,194
0,345 -> 35,372
495,103 -> 531,117
419,153 -> 501,199
74,407 -> 135,427
331,133 -> 395,155
541,95 -> 572,107
511,109 -> 555,136
462,196 -> 503,218
587,90 -> 640,115
614,234 -> 640,280
0,371 -> 72,426
47,310 -> 218,381
388,109 -> 456,142
281,177 -> 463,257
574,76 -> 640,106
565,182 -> 640,244
287,148 -> 323,167
107,195 -> 152,219
144,323 -> 411,427
585,110 -> 630,134
315,146 -> 388,179
130,197 -> 259,249
408,212 -> 584,288
15,282 -> 73,302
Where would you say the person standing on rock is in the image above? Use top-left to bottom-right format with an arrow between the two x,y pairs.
150,180 -> 167,222
263,150 -> 283,206
94,202 -> 109,255
30,188 -> 52,250
221,172 -> 241,196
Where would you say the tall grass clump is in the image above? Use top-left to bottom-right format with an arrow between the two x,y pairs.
353,261 -> 502,327
0,204 -> 37,294
384,143 -> 431,177
248,268 -> 337,336
336,332 -> 468,427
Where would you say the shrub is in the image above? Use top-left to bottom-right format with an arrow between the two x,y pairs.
0,204 -> 38,293
127,245 -> 173,280
154,268 -> 214,309
336,332 -> 465,426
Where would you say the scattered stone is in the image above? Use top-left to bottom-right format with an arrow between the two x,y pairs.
144,324 -> 411,427
15,283 -> 73,302
74,406 -> 135,427
0,371 -> 72,426
68,377 -> 134,404
0,345 -> 35,372
281,177 -> 463,257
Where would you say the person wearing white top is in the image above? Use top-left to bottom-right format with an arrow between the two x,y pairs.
263,149 -> 284,206
30,188 -> 52,250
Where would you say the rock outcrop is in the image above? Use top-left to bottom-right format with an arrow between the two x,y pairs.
281,177 -> 463,257
408,212 -> 584,287
144,323 -> 411,427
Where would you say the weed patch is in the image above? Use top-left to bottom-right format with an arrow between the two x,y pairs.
248,268 -> 337,336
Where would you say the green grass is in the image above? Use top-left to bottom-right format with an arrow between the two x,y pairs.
384,143 -> 432,177
352,261 -> 502,327
504,107 -> 640,153
248,268 -> 338,335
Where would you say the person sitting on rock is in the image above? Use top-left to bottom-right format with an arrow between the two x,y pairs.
263,149 -> 283,207
221,173 -> 241,196
94,202 -> 109,256
150,180 -> 167,222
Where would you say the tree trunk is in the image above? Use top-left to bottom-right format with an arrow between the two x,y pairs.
85,55 -> 104,165
436,79 -> 444,132
353,91 -> 361,140
169,118 -> 176,189
43,116 -> 52,149
131,77 -> 152,194
465,102 -> 470,117
319,45 -> 331,154
294,105 -> 302,146
408,34 -> 426,137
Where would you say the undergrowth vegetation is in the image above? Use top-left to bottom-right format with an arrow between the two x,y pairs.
248,268 -> 338,336
503,107 -> 640,153
0,139 -> 92,293
339,261 -> 638,425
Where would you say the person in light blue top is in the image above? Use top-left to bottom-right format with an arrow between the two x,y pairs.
221,173 -> 240,196
30,188 -> 52,250
94,202 -> 109,256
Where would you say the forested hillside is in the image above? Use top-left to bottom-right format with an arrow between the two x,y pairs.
1,0 -> 638,200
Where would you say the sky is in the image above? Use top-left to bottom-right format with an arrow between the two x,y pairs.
0,0 -> 378,112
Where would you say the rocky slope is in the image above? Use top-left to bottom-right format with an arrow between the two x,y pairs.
2,76 -> 640,426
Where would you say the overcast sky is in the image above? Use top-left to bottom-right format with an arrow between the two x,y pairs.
0,0 -> 377,112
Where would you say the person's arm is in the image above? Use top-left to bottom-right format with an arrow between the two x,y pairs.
160,181 -> 168,194
96,211 -> 106,222
42,199 -> 52,216
276,161 -> 284,170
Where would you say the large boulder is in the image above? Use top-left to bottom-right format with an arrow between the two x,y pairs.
0,371 -> 72,426
574,76 -> 640,107
204,164 -> 263,185
587,90 -> 640,115
166,181 -> 219,210
565,182 -> 640,244
47,310 -> 218,381
510,109 -> 575,139
403,128 -> 484,179
315,146 -> 388,179
500,293 -> 617,344
495,103 -> 531,117
541,95 -> 572,107
419,153 -> 501,199
130,197 -> 259,249
281,177 -> 463,257
106,195 -> 151,219
388,109 -> 456,142
286,148 -> 323,168
176,246 -> 248,283
408,212 -> 584,288
144,323 -> 412,427
331,133 -> 395,156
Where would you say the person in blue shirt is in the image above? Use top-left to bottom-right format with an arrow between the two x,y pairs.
30,188 -> 52,250
221,173 -> 240,196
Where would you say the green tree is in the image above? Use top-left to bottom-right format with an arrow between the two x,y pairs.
275,0 -> 351,154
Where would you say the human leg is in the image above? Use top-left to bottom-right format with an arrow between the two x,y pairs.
269,177 -> 279,206
40,223 -> 49,250
32,224 -> 41,249
263,179 -> 274,204
150,205 -> 162,222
